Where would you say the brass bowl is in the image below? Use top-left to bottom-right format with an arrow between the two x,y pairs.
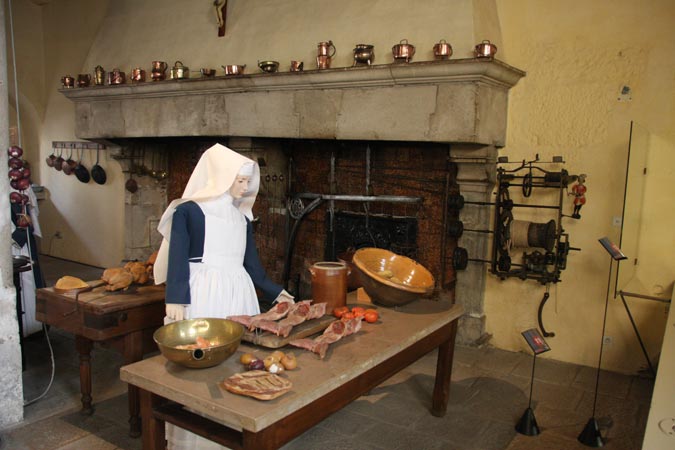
258,60 -> 279,73
153,318 -> 244,369
352,248 -> 434,307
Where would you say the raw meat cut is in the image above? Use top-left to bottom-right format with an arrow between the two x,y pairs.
289,317 -> 363,358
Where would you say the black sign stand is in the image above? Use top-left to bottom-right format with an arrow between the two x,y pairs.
578,237 -> 627,447
516,328 -> 551,436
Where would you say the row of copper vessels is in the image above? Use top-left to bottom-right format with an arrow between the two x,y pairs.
61,39 -> 497,88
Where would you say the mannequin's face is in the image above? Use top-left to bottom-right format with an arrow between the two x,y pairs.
229,175 -> 251,199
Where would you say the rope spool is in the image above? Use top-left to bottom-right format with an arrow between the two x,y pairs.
510,219 -> 556,251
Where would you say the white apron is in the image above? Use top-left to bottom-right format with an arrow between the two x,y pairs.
167,198 -> 259,450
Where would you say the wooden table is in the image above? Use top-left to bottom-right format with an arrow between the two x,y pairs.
121,298 -> 464,449
36,282 -> 166,437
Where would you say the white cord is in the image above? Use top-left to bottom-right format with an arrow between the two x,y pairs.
23,324 -> 56,406
8,0 -> 22,146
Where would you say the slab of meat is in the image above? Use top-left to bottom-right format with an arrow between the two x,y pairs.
227,315 -> 254,329
289,317 -> 363,359
248,301 -> 326,337
245,301 -> 293,331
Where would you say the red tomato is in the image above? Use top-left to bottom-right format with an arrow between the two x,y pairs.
351,306 -> 366,318
341,312 -> 356,321
333,306 -> 349,318
364,311 -> 379,323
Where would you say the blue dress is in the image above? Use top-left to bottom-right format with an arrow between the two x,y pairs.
165,200 -> 282,312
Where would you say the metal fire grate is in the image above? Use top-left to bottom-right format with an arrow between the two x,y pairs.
326,210 -> 418,260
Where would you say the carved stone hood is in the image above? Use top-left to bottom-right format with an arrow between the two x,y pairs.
61,59 -> 524,145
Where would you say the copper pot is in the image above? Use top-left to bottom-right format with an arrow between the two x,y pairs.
392,39 -> 415,62
290,61 -> 304,72
61,76 -> 75,88
433,39 -> 453,60
317,41 -> 336,57
316,55 -> 331,70
475,40 -> 497,59
107,68 -> 126,85
76,74 -> 91,87
309,262 -> 349,312
131,68 -> 146,82
221,64 -> 246,75
151,61 -> 168,81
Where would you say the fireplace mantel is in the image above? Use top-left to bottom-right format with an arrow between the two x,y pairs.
61,58 -> 524,145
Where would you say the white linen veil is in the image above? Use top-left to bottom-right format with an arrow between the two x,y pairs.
153,143 -> 260,284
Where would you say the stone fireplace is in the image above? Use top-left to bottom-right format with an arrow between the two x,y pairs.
61,59 -> 525,344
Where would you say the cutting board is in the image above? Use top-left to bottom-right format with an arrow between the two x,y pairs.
241,314 -> 335,349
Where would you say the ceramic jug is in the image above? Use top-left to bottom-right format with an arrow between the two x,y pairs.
309,261 -> 349,312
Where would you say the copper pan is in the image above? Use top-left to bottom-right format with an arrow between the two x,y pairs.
222,64 -> 246,75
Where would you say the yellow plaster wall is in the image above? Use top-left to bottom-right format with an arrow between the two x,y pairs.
487,0 -> 675,373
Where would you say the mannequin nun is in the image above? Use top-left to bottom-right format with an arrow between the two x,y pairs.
154,143 -> 292,449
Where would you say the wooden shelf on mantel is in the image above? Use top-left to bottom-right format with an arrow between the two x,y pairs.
59,58 -> 525,102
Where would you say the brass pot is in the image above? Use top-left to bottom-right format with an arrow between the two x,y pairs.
475,40 -> 497,59
154,318 -> 243,369
170,61 -> 190,79
433,39 -> 453,60
392,39 -> 415,63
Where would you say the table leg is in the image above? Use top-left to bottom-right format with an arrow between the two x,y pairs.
431,319 -> 458,417
140,389 -> 166,450
75,335 -> 94,415
123,330 -> 144,438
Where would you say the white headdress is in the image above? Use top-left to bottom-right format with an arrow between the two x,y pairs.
153,143 -> 260,284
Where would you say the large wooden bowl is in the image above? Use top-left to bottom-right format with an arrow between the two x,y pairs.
352,248 -> 435,307
154,318 -> 243,369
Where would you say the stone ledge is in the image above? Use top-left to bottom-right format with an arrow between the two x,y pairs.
60,58 -> 525,102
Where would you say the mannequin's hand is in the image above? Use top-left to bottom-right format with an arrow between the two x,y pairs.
166,303 -> 187,321
274,290 -> 294,304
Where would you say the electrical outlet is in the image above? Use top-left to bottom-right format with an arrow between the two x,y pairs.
612,216 -> 622,227
603,335 -> 613,346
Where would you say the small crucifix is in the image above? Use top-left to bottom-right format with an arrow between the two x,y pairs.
214,0 -> 227,37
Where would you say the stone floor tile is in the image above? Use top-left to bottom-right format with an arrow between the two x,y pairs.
54,434 -> 118,450
452,344 -> 489,367
576,391 -> 643,428
3,416 -> 89,450
512,354 -> 580,386
572,366 -> 632,398
474,348 -> 529,375
626,374 -> 655,406
356,420 -> 448,450
531,379 -> 585,413
315,408 -> 378,437
283,425 -> 384,450
505,431 -> 588,450
462,376 -> 529,424
345,386 -> 433,427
